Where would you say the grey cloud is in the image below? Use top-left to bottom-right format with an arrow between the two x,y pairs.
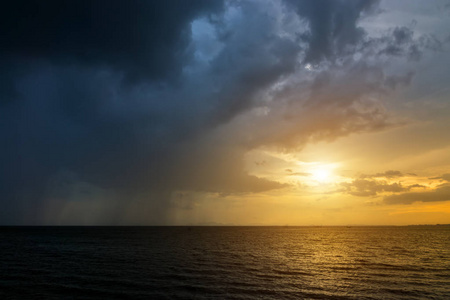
384,185 -> 450,204
360,170 -> 404,179
379,27 -> 416,58
0,0 -> 224,85
236,60 -> 401,150
286,0 -> 380,63
429,174 -> 450,182
170,192 -> 200,211
360,25 -> 446,62
289,172 -> 312,177
408,184 -> 427,189
341,179 -> 407,197
384,71 -> 414,90
340,175 -> 436,200
340,171 -> 427,197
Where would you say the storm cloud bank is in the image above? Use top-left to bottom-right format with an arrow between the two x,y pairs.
0,0 -> 435,224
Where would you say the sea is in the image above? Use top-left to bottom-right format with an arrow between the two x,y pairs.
1,226 -> 449,299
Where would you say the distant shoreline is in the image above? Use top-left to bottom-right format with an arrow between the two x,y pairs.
0,224 -> 449,227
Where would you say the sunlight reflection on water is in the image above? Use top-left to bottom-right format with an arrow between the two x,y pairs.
1,226 -> 449,299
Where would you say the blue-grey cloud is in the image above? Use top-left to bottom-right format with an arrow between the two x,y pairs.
286,0 -> 380,63
0,0 -> 223,86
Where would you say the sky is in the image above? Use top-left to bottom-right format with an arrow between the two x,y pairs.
1,0 -> 450,225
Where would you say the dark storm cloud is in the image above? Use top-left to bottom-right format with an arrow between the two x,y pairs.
0,0 -> 434,224
286,0 -> 380,63
0,0 -> 223,84
1,0 -> 226,224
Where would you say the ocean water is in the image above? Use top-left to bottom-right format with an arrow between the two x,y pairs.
0,226 -> 449,299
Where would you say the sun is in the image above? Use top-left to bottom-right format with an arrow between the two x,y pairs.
311,168 -> 331,183
289,161 -> 340,186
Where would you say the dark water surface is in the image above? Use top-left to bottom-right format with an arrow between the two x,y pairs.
1,226 -> 449,299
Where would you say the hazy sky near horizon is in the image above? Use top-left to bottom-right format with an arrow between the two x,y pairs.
1,0 -> 450,225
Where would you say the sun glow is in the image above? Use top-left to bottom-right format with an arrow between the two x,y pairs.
305,162 -> 340,184
311,168 -> 332,182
